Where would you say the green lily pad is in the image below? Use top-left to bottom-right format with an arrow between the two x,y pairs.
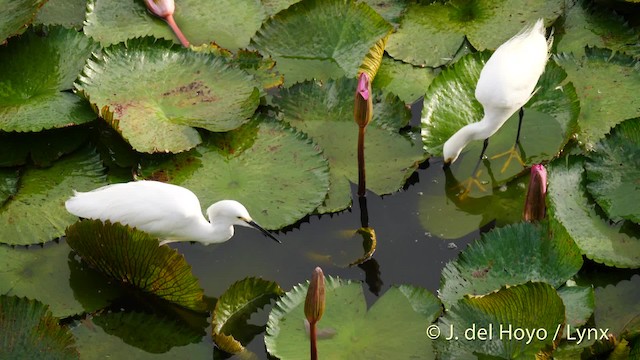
557,285 -> 595,334
422,51 -> 578,189
585,119 -> 640,223
34,0 -> 87,29
373,55 -> 437,105
419,170 -> 528,239
0,242 -> 121,318
0,168 -> 19,206
84,0 -> 265,50
65,220 -> 207,312
435,282 -> 565,359
265,277 -> 442,359
362,0 -> 407,26
554,47 -> 640,149
439,222 -> 583,309
594,274 -> 640,337
252,0 -> 393,85
547,156 -> 640,268
0,295 -> 78,359
386,2 -> 562,67
92,310 -> 204,354
0,147 -> 107,246
0,26 -> 98,132
0,0 -> 45,43
138,116 -> 330,229
212,277 -> 284,354
273,77 -> 426,213
556,0 -> 640,59
75,37 -> 260,153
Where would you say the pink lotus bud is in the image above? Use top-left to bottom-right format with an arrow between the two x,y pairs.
523,164 -> 547,222
304,267 -> 326,325
144,0 -> 175,18
354,72 -> 373,128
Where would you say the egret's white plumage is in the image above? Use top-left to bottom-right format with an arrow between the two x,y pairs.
443,19 -> 552,164
65,180 -> 280,245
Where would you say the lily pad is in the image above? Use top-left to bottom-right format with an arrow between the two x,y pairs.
556,0 -> 640,59
435,282 -> 565,359
265,277 -> 442,359
547,156 -> 640,268
373,55 -> 437,105
84,0 -> 265,50
273,77 -> 426,213
0,0 -> 45,43
0,295 -> 78,359
0,26 -> 98,132
386,1 -> 562,67
0,147 -> 107,246
585,119 -> 640,223
65,220 -> 207,312
554,47 -> 640,149
75,37 -> 260,153
422,51 -> 579,189
138,116 -> 330,229
593,274 -> 640,337
252,0 -> 393,85
34,0 -> 87,29
212,277 -> 284,354
557,285 -> 595,334
439,222 -> 583,309
0,168 -> 19,206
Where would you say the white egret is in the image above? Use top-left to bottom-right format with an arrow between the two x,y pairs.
65,180 -> 280,246
443,18 -> 553,168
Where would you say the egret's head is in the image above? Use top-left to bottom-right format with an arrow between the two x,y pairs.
442,137 -> 463,166
206,200 -> 281,243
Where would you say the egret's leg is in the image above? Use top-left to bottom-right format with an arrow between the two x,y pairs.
490,107 -> 525,173
514,107 -> 524,145
453,138 -> 489,199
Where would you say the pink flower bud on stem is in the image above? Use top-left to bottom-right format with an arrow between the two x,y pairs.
523,164 -> 547,222
144,0 -> 190,48
354,72 -> 373,197
304,267 -> 325,360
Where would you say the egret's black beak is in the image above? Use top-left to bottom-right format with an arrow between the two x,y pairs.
247,220 -> 281,243
443,160 -> 451,170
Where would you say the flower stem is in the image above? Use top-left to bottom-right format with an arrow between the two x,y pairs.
165,14 -> 190,47
357,126 -> 366,197
310,320 -> 318,360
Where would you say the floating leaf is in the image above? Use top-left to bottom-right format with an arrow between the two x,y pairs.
362,0 -> 406,26
554,47 -> 640,149
594,274 -> 640,337
373,55 -> 436,105
273,77 -> 426,212
422,51 -> 579,189
435,282 -> 565,359
556,0 -> 640,59
387,2 -> 562,67
84,0 -> 265,50
585,119 -> 640,223
0,147 -> 107,245
439,222 -> 583,309
0,168 -> 19,206
139,116 -> 329,229
76,37 -> 260,153
265,277 -> 441,359
0,26 -> 98,132
0,0 -> 45,43
34,0 -> 87,29
557,285 -> 595,334
547,156 -> 640,268
252,0 -> 393,85
0,295 -> 78,359
349,227 -> 377,266
212,277 -> 283,354
358,35 -> 388,81
65,220 -> 207,312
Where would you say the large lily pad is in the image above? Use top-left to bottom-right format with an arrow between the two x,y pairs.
0,295 -> 78,359
138,116 -> 330,229
554,47 -> 640,149
0,147 -> 107,246
265,277 -> 442,359
585,119 -> 640,223
252,0 -> 393,85
0,0 -> 46,43
34,0 -> 87,29
84,0 -> 265,50
435,282 -> 565,359
373,55 -> 437,105
75,37 -> 260,153
273,77 -> 426,212
212,277 -> 284,354
422,51 -> 579,190
557,285 -> 595,334
386,2 -> 562,67
547,156 -> 640,268
65,220 -> 207,312
0,26 -> 98,132
439,222 -> 583,309
594,274 -> 640,337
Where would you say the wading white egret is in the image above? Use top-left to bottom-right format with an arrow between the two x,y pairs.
443,18 -> 553,167
65,180 -> 280,246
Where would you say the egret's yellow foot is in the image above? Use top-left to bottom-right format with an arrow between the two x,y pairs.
455,170 -> 487,200
490,147 -> 525,173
